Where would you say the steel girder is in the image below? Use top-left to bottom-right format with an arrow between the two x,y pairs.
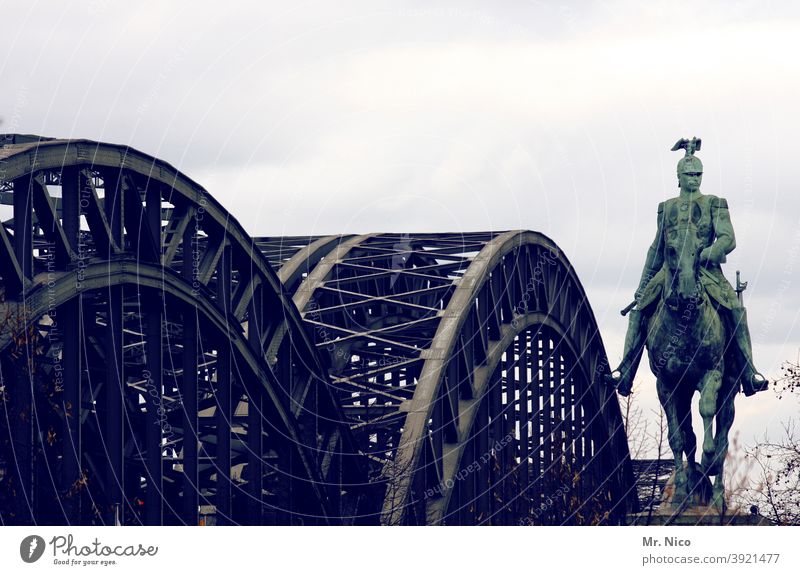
259,232 -> 637,525
0,134 -> 636,527
0,136 -> 365,525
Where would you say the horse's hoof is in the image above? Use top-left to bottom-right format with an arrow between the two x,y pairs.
670,495 -> 690,514
673,477 -> 689,499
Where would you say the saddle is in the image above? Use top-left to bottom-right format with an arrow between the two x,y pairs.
636,266 -> 736,313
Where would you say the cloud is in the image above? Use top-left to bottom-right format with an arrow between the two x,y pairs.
3,0 -> 800,453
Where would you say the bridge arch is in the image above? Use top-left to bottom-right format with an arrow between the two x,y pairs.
264,231 -> 637,525
0,136 -> 365,525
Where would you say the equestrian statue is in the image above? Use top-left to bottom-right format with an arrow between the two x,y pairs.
606,137 -> 768,512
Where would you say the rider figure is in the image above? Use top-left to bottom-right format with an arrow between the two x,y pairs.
607,138 -> 768,397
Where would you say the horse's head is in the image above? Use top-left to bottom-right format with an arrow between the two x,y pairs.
664,224 -> 704,311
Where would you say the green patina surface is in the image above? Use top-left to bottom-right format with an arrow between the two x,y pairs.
607,138 -> 768,514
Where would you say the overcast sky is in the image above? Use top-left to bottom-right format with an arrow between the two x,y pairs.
3,0 -> 800,466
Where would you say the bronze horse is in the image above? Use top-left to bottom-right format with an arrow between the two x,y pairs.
645,219 -> 737,511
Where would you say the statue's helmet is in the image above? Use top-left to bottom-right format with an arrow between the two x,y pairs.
677,154 -> 703,175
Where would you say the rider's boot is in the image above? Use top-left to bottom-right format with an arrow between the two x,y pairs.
727,307 -> 769,396
605,309 -> 646,396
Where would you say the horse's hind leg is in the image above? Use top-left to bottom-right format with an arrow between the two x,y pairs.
657,377 -> 688,507
711,376 -> 736,511
699,369 -> 723,473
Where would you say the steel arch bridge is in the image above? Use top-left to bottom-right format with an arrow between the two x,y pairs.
258,232 -> 637,525
0,135 -> 636,526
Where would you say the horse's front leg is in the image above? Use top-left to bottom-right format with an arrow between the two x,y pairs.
699,369 -> 723,474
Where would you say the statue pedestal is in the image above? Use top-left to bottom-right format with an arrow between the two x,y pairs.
629,466 -> 771,525
629,507 -> 771,526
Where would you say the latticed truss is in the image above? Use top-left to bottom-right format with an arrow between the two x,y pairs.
0,135 -> 365,525
0,135 -> 636,526
258,232 -> 638,525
